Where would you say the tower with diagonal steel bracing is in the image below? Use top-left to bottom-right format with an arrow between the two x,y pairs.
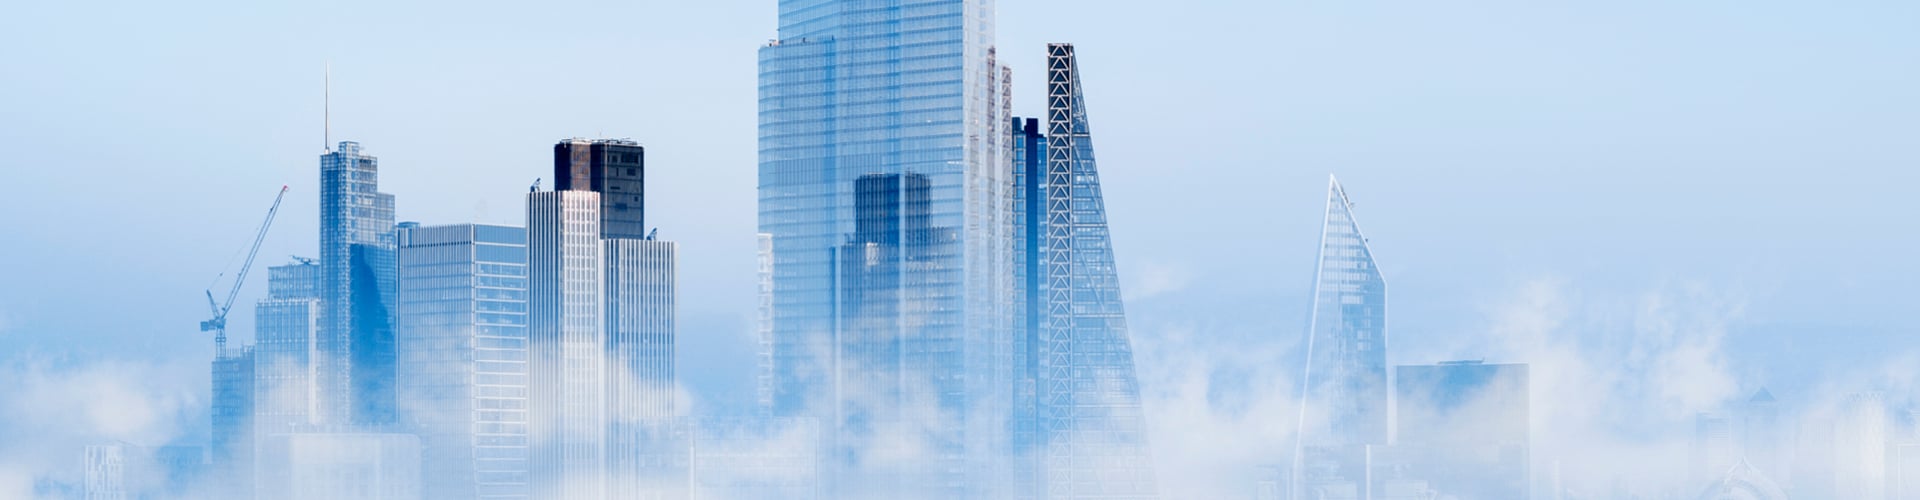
1013,43 -> 1159,500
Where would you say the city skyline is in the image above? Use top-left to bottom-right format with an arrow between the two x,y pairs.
3,1 -> 1919,499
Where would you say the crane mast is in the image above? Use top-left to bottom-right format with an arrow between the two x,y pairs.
202,185 -> 290,356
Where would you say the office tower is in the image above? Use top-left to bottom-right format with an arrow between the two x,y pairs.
1006,44 -> 1157,500
526,190 -> 607,499
1394,361 -> 1529,499
1009,116 -> 1046,500
551,137 -> 685,498
1289,176 -> 1388,500
604,238 -> 682,499
210,345 -> 255,500
1836,392 -> 1890,500
319,141 -> 399,426
1693,413 -> 1737,487
554,139 -> 646,239
691,417 -> 821,500
255,432 -> 422,500
755,233 -> 774,417
256,261 -> 322,438
832,172 -> 961,498
85,444 -> 128,500
397,224 -> 531,500
758,0 -> 1012,495
1302,175 -> 1389,448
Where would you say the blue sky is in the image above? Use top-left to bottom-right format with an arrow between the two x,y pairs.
2,0 -> 1918,494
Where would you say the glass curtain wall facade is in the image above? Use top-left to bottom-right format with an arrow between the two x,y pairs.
1291,176 -> 1388,499
320,141 -> 399,426
604,238 -> 685,500
397,224 -> 531,500
1300,176 -> 1389,444
526,191 -> 608,500
554,139 -> 647,240
211,346 -> 255,500
1008,44 -> 1158,500
256,261 -> 322,438
755,233 -> 776,417
758,0 -> 1010,497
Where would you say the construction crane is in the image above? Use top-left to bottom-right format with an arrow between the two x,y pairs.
202,185 -> 290,356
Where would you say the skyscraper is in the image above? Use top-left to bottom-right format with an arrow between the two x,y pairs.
1395,361 -> 1530,499
1009,116 -> 1046,500
84,444 -> 129,500
604,237 -> 683,500
396,224 -> 531,500
554,139 -> 647,240
833,172 -> 961,498
1298,175 -> 1389,444
550,137 -> 685,498
526,190 -> 607,500
210,350 -> 254,500
1008,43 -> 1157,500
1291,175 -> 1388,500
758,0 -> 1011,496
319,141 -> 399,426
755,233 -> 775,417
255,261 -> 322,438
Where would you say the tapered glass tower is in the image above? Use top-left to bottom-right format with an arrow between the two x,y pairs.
1290,176 -> 1389,499
758,1 -> 1010,498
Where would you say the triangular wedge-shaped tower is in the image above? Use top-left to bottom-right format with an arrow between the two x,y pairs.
1290,176 -> 1391,496
1021,43 -> 1159,500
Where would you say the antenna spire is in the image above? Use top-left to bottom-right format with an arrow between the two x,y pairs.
324,61 -> 331,153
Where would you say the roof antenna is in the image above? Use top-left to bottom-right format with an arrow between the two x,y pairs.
324,61 -> 331,153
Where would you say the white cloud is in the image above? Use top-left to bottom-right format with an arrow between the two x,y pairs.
1469,279 -> 1746,494
1123,260 -> 1193,302
0,357 -> 202,491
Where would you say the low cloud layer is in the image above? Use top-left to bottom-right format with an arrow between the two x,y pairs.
0,356 -> 204,498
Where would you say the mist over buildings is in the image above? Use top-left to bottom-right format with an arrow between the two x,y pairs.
2,1 -> 1918,500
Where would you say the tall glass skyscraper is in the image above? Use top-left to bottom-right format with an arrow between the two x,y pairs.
1300,176 -> 1389,444
604,237 -> 683,500
256,260 -> 322,438
758,1 -> 1011,498
554,139 -> 647,240
210,344 -> 255,500
319,141 -> 399,426
1009,44 -> 1158,500
1290,176 -> 1388,500
526,190 -> 607,500
551,137 -> 685,498
396,224 -> 531,500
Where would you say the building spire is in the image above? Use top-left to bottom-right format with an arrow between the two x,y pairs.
324,61 -> 330,153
